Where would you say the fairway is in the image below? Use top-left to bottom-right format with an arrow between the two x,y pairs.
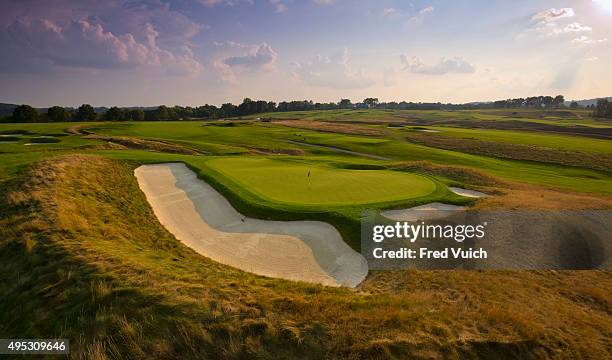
205,157 -> 437,205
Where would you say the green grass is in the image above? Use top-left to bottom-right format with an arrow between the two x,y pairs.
294,132 -> 612,195
1,111 -> 611,359
2,118 -> 612,197
1,155 -> 610,359
205,157 -> 437,206
410,126 -> 612,154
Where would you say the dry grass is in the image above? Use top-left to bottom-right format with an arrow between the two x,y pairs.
475,182 -> 612,210
0,155 -> 610,359
392,160 -> 504,187
85,135 -> 202,155
405,133 -> 612,172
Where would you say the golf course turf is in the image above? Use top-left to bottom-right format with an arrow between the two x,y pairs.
0,108 -> 611,359
205,157 -> 437,206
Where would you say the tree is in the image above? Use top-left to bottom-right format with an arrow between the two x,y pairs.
76,104 -> 97,121
338,99 -> 352,109
47,106 -> 70,122
363,98 -> 379,108
155,105 -> 171,120
104,106 -> 124,121
569,101 -> 579,109
128,109 -> 145,121
553,95 -> 565,108
13,105 -> 38,122
593,99 -> 612,118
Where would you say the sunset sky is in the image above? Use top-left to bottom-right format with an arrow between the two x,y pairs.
1,0 -> 611,107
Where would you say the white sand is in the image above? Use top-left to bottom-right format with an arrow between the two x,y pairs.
449,187 -> 488,198
416,129 -> 440,133
381,202 -> 465,222
135,163 -> 368,287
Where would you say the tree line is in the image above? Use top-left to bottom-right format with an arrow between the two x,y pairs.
2,94 -> 591,123
592,99 -> 612,118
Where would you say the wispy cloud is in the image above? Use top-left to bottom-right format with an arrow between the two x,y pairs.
527,7 -> 593,38
400,55 -> 475,75
223,42 -> 277,68
409,5 -> 434,22
572,36 -> 607,44
532,8 -> 575,23
269,0 -> 288,13
292,48 -> 374,89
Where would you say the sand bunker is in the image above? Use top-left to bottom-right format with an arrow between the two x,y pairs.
135,163 -> 368,287
381,202 -> 465,222
449,187 -> 488,198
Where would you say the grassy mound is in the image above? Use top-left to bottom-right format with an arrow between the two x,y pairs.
0,155 -> 610,359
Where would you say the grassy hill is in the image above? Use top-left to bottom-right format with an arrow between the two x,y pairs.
1,155 -> 611,359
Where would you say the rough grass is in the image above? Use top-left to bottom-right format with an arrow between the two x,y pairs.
1,155 -> 611,359
405,133 -> 612,172
275,120 -> 385,136
391,160 -> 504,188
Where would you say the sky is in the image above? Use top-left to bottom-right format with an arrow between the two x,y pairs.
0,0 -> 611,107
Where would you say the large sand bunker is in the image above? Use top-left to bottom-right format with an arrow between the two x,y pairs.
135,163 -> 368,287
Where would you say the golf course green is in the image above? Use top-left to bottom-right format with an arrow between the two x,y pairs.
205,157 -> 437,205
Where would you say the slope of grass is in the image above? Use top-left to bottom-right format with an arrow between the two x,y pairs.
407,126 -> 612,154
1,154 -> 611,359
85,121 -> 612,194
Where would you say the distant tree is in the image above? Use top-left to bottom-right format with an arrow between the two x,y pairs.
338,99 -> 352,109
76,104 -> 97,121
104,106 -> 124,121
13,105 -> 38,122
129,109 -> 145,121
157,105 -> 169,120
569,101 -> 579,109
553,95 -> 565,107
363,98 -> 379,108
47,106 -> 71,122
593,99 -> 612,118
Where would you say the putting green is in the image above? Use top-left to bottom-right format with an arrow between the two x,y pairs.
205,157 -> 437,205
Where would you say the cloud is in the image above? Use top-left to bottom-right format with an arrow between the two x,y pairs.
213,41 -> 277,82
223,42 -> 277,68
0,17 -> 203,75
532,8 -> 575,23
292,48 -> 375,89
314,0 -> 335,5
526,7 -> 594,38
409,5 -> 434,22
563,22 -> 592,32
269,0 -> 288,13
198,0 -> 253,7
383,5 -> 433,23
383,8 -> 398,17
572,36 -> 607,44
419,6 -> 434,15
400,55 -> 475,75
